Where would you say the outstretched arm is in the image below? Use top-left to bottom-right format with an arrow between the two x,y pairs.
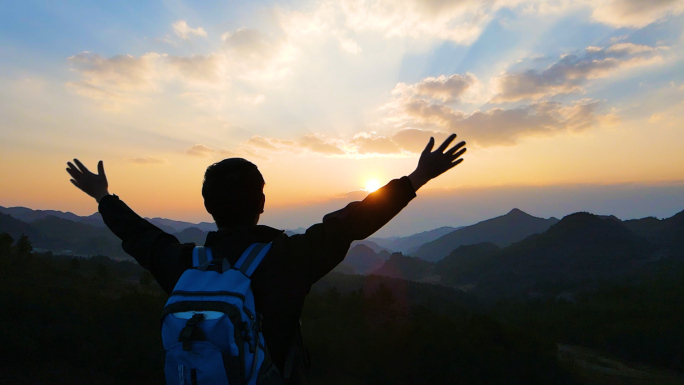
408,133 -> 466,192
66,159 -> 110,203
66,158 -> 190,293
298,134 -> 466,284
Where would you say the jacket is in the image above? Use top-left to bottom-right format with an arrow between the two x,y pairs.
98,176 -> 417,380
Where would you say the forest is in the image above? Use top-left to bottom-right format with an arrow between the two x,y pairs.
1,229 -> 683,384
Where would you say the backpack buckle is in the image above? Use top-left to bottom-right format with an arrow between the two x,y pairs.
179,313 -> 206,351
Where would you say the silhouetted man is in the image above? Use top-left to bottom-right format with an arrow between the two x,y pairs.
66,134 -> 466,384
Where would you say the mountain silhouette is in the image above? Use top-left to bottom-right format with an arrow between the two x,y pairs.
0,205 -> 105,227
623,209 -> 684,258
372,253 -> 434,281
368,226 -> 458,254
340,243 -> 388,274
0,212 -> 41,241
148,217 -> 216,233
412,209 -> 558,262
175,227 -> 209,245
29,215 -> 126,258
466,212 -> 655,298
434,243 -> 501,287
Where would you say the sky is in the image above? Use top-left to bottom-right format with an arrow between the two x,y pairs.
1,0 -> 683,236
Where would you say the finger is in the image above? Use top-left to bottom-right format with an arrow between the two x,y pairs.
436,133 -> 457,153
66,167 -> 82,180
98,160 -> 106,178
73,159 -> 91,175
445,141 -> 466,156
422,137 -> 435,154
70,179 -> 84,191
449,147 -> 467,160
66,162 -> 80,174
450,158 -> 464,167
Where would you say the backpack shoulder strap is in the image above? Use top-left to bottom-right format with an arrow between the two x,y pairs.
192,246 -> 214,267
234,242 -> 272,277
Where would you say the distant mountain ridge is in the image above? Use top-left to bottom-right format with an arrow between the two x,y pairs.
412,208 -> 559,261
0,206 -> 106,227
0,205 -> 216,233
368,226 -> 459,254
3,203 -> 682,298
371,209 -> 684,299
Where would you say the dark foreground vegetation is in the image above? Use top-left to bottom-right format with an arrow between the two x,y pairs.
1,233 -> 683,384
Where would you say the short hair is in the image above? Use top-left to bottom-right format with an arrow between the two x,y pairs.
202,158 -> 265,227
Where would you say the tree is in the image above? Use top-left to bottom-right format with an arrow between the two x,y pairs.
15,234 -> 33,257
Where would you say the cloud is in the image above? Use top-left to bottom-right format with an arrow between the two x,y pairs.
394,73 -> 478,103
390,95 -> 608,146
221,27 -> 298,81
492,43 -> 665,102
228,92 -> 608,156
590,0 -> 684,28
67,51 -> 162,92
229,134 -> 345,156
127,157 -> 167,165
390,129 -> 451,153
350,135 -> 402,154
67,50 -> 231,108
166,54 -> 226,84
246,136 -> 280,151
337,0 -> 496,44
173,20 -> 208,40
298,134 -> 346,155
186,144 -> 234,158
337,36 -> 362,54
237,94 -> 266,105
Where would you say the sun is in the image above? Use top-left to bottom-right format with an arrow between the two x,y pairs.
365,179 -> 381,193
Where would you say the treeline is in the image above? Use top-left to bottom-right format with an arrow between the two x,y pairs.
303,285 -> 575,384
3,232 -> 683,383
493,257 -> 684,373
0,233 -> 578,384
0,233 -> 165,384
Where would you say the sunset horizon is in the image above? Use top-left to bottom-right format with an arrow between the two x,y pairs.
1,0 -> 683,236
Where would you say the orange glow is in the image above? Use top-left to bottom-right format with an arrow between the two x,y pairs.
365,179 -> 381,193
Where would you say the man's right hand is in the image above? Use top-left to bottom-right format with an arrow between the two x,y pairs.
66,159 -> 110,203
408,134 -> 466,191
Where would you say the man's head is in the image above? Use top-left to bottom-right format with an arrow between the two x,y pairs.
202,158 -> 265,227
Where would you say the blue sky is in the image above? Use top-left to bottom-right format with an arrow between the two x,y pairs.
1,0 -> 683,235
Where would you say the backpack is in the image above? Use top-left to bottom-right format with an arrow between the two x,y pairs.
161,242 -> 283,385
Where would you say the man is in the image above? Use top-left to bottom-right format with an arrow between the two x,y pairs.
66,134 -> 466,384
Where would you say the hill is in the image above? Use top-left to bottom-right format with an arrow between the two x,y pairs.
372,252 -> 435,282
175,227 -> 209,245
412,208 -> 558,261
369,226 -> 458,254
460,212 -> 656,298
0,205 -> 106,227
338,243 -> 388,274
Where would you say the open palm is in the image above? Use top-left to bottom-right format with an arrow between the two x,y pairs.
66,159 -> 110,202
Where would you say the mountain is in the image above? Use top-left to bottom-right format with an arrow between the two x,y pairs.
175,227 -> 209,245
368,226 -> 458,254
460,212 -> 655,298
350,239 -> 394,254
147,217 -> 216,233
0,214 -> 130,259
372,253 -> 435,282
623,209 -> 684,258
0,212 -> 41,241
339,244 -> 388,274
434,243 -> 501,288
0,205 -> 105,227
412,209 -> 558,261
